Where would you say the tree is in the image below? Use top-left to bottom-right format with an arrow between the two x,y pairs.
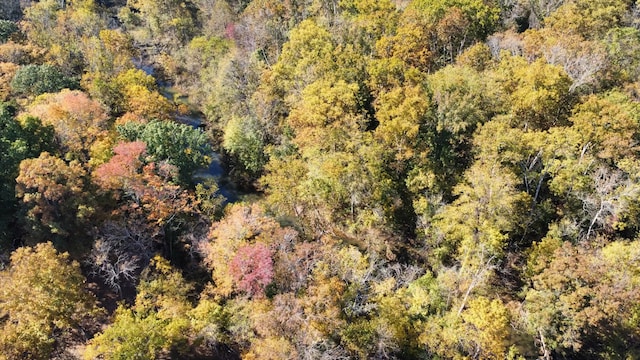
373,83 -> 431,164
260,155 -> 309,220
459,296 -> 512,358
339,0 -> 399,54
0,242 -> 100,360
602,27 -> 640,86
223,115 -> 266,174
0,20 -> 18,43
118,120 -> 212,184
375,13 -> 434,71
455,42 -> 493,71
83,29 -> 136,76
521,90 -> 640,240
92,141 -> 203,290
169,34 -> 231,102
94,141 -> 147,190
88,68 -> 172,118
19,0 -> 61,48
0,104 -> 55,248
120,0 -> 199,49
0,0 -> 20,20
194,178 -> 226,220
429,64 -> 495,135
192,0 -> 234,38
287,78 -> 363,153
301,264 -> 347,343
234,0 -> 313,66
490,55 -> 574,130
527,0 -> 565,24
523,240 -> 640,358
378,0 -> 500,69
569,91 -> 640,162
202,203 -> 293,297
424,64 -> 497,192
122,84 -> 175,121
244,336 -> 299,360
15,152 -> 92,249
0,41 -> 43,65
0,62 -> 18,101
89,219 -> 157,292
85,256 -> 193,359
21,0 -> 106,75
545,0 -> 629,39
521,28 -> 608,92
10,64 -> 77,97
432,160 -> 530,269
229,242 -> 274,297
26,89 -> 109,160
266,19 -> 335,100
80,29 -> 137,103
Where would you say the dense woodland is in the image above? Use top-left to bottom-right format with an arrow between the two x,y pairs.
1,0 -> 640,358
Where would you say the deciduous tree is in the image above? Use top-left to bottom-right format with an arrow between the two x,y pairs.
0,104 -> 55,247
0,242 -> 100,360
523,240 -> 640,358
85,256 -> 193,359
26,89 -> 109,161
10,64 -> 77,97
117,120 -> 212,184
15,152 -> 92,249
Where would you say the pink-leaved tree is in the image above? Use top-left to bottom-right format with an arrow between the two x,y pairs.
229,242 -> 274,297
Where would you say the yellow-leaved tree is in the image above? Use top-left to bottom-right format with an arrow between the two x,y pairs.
0,242 -> 100,360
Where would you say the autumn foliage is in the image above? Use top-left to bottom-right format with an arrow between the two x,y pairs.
1,0 -> 640,359
229,242 -> 274,297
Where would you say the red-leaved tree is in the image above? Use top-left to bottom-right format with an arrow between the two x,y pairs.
94,141 -> 146,191
229,242 -> 274,297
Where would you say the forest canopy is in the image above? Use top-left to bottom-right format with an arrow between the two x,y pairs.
1,0 -> 640,359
